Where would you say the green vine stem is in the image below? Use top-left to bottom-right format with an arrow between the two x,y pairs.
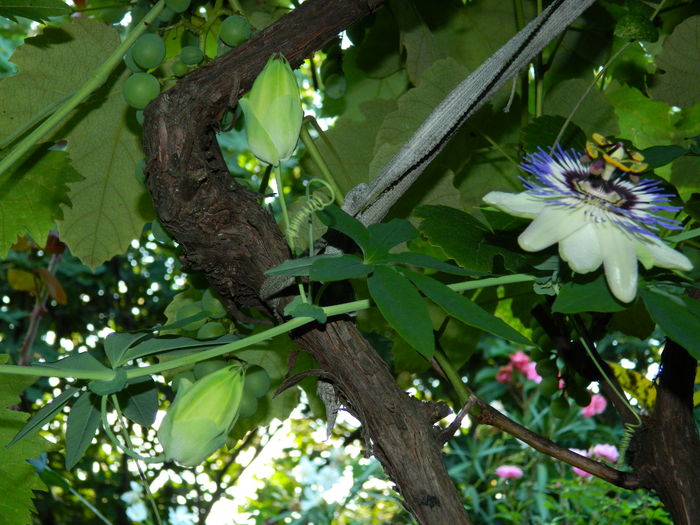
100,395 -> 166,464
300,120 -> 343,205
0,273 -> 536,381
0,0 -> 165,177
275,164 -> 291,234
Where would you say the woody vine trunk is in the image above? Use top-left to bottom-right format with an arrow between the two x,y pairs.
142,0 -> 471,522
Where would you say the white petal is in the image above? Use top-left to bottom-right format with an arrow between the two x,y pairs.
636,237 -> 693,271
598,226 -> 638,303
518,206 -> 585,252
559,223 -> 603,273
482,191 -> 545,218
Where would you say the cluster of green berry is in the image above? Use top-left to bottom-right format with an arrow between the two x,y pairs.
122,0 -> 253,111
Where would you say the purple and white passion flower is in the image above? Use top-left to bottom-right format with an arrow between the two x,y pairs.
483,147 -> 692,303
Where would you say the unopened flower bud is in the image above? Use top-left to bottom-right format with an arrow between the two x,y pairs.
239,54 -> 303,166
158,363 -> 244,466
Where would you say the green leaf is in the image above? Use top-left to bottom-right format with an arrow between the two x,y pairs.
670,156 -> 700,202
265,254 -> 341,277
404,270 -> 531,345
552,273 -> 627,314
0,0 -> 70,22
0,360 -> 51,525
520,116 -> 586,153
607,83 -> 677,148
0,20 -> 115,145
640,288 -> 700,360
544,79 -> 619,138
0,20 -> 149,267
122,334 -> 239,363
641,145 -> 687,168
89,368 -> 127,396
374,251 -> 483,276
117,377 -> 158,427
317,205 -> 369,252
614,13 -> 658,42
301,98 -> 398,194
609,363 -> 656,411
41,351 -> 111,374
284,298 -> 327,323
365,219 -> 418,260
104,332 -> 149,368
649,16 -> 700,108
309,254 -> 372,282
391,0 -> 444,84
415,205 -> 526,273
0,145 -> 82,257
367,265 -> 434,358
7,386 -> 78,448
65,392 -> 101,470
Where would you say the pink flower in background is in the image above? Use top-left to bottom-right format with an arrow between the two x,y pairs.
558,378 -> 566,390
523,361 -> 542,383
592,443 -> 619,463
509,350 -> 531,369
569,448 -> 592,477
581,394 -> 607,418
495,465 -> 524,479
496,363 -> 514,384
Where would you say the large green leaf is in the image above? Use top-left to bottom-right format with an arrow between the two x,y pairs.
103,332 -> 149,368
367,265 -> 434,358
56,65 -> 148,268
640,288 -> 700,360
0,19 -> 116,144
606,83 -> 677,148
317,205 -> 370,252
544,79 -> 619,138
0,357 -> 51,525
0,19 -> 148,267
122,334 -> 239,363
391,0 -> 444,84
309,254 -> 372,282
552,274 -> 627,314
64,391 -> 101,470
365,219 -> 418,260
7,387 -> 78,448
117,377 -> 158,427
404,270 -> 531,345
301,98 -> 397,195
649,16 -> 700,108
0,0 -> 70,23
415,205 -> 526,273
0,145 -> 82,257
374,252 -> 482,276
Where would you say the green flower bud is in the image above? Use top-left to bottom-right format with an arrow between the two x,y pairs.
239,54 -> 303,166
158,363 -> 244,466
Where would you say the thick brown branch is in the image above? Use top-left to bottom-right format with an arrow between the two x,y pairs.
142,0 -> 471,523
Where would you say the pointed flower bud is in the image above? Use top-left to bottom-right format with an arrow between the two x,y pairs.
239,54 -> 303,166
158,363 -> 244,466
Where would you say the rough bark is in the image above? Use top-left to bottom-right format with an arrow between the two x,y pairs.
631,340 -> 700,525
142,0 -> 471,522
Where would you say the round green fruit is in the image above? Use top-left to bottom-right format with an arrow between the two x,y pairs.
193,359 -> 228,380
180,45 -> 204,65
196,321 -> 226,339
219,15 -> 251,47
539,375 -> 559,397
550,396 -> 570,419
172,60 -> 189,77
324,74 -> 346,99
244,366 -> 270,398
175,302 -> 206,331
166,0 -> 190,13
123,73 -> 160,109
238,393 -> 258,418
124,49 -> 142,73
202,289 -> 227,319
131,33 -> 166,70
535,359 -> 558,378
